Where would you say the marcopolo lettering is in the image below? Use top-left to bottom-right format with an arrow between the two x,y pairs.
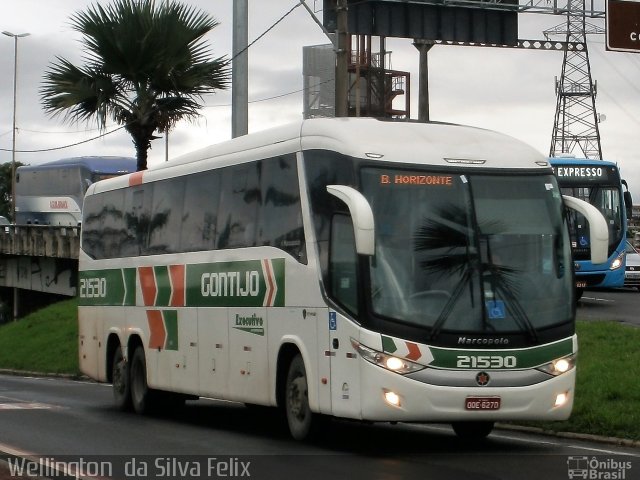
201,270 -> 260,297
458,336 -> 510,346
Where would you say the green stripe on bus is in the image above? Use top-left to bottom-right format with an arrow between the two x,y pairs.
154,265 -> 171,307
79,259 -> 285,307
186,259 -> 285,307
426,338 -> 574,369
123,268 -> 136,305
163,310 -> 179,351
78,268 -> 136,306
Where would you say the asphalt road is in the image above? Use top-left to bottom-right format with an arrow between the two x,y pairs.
578,288 -> 640,327
0,375 -> 638,480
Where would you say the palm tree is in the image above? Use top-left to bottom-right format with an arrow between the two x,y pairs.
41,0 -> 229,171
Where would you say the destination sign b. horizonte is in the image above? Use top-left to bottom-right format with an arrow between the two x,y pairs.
78,259 -> 285,308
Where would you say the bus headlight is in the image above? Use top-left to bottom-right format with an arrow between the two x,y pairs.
610,252 -> 625,270
351,339 -> 425,374
537,354 -> 576,376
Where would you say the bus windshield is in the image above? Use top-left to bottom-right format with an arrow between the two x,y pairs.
361,168 -> 573,337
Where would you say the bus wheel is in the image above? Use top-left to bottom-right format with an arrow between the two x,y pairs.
130,346 -> 152,414
285,354 -> 317,440
112,346 -> 131,411
452,421 -> 494,441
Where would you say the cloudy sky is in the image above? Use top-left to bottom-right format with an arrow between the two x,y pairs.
2,0 -> 640,199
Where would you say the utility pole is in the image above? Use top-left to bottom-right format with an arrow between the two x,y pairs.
413,39 -> 434,122
3,30 -> 29,322
335,0 -> 349,117
548,0 -> 603,159
232,0 -> 249,138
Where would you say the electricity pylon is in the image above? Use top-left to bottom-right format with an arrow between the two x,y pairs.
547,0 -> 605,159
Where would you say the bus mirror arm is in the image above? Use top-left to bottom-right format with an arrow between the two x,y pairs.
562,195 -> 609,265
327,185 -> 375,256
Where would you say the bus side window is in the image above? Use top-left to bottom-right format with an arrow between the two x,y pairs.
122,185 -> 153,256
259,155 -> 307,263
330,214 -> 359,315
180,170 -> 220,252
218,164 -> 261,249
147,177 -> 184,255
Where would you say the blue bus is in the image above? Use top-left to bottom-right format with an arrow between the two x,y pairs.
550,158 -> 633,296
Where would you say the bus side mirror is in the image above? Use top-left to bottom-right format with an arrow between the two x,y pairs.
624,191 -> 633,222
562,195 -> 609,264
327,185 -> 375,256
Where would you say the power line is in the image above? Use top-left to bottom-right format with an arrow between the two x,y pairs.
0,125 -> 126,153
228,2 -> 302,63
205,78 -> 334,108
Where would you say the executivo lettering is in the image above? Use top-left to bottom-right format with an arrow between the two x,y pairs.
234,313 -> 265,336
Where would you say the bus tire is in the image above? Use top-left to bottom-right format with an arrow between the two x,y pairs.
285,354 -> 318,440
112,346 -> 131,411
452,421 -> 494,441
130,346 -> 152,414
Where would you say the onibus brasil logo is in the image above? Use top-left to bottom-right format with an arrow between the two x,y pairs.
567,456 -> 633,479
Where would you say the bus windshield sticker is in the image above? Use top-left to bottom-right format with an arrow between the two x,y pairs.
486,300 -> 506,320
329,311 -> 337,331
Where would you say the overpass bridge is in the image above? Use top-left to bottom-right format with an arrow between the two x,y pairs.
0,226 -> 79,319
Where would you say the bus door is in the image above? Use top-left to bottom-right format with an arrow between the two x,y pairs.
328,215 -> 363,418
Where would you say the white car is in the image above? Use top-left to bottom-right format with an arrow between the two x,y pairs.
624,241 -> 640,291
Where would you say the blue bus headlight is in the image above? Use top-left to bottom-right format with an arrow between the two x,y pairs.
610,252 -> 625,270
351,339 -> 425,374
537,354 -> 576,376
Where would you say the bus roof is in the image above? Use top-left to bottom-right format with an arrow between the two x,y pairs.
549,157 -> 619,168
89,118 -> 551,195
166,118 -> 548,170
17,156 -> 136,174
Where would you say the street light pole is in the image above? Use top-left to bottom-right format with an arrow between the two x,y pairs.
3,30 -> 29,322
2,31 -> 30,223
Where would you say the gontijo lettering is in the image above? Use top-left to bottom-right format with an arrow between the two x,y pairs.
201,270 -> 260,297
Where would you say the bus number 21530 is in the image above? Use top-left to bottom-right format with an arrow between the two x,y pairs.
79,277 -> 107,299
456,355 -> 517,369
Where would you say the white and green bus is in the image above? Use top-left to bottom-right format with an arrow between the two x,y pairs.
78,118 -> 608,441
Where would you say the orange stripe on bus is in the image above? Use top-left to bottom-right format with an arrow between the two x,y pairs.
129,171 -> 144,186
138,266 -> 157,306
147,310 -> 166,350
169,264 -> 185,307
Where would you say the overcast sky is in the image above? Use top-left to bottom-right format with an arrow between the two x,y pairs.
2,0 -> 640,200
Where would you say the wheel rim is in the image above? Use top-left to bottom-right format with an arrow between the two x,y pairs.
113,354 -> 126,396
288,376 -> 307,423
131,358 -> 144,404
